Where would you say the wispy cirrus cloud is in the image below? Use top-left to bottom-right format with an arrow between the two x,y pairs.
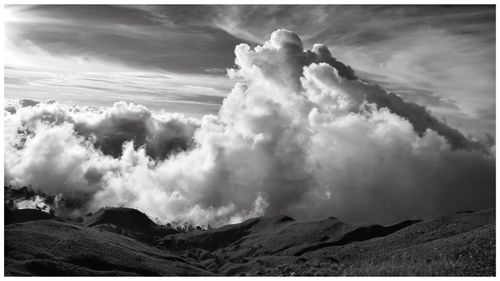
5,5 -> 246,74
4,5 -> 495,139
4,5 -> 241,116
5,64 -> 231,117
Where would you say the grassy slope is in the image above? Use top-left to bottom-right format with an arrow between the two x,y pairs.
4,209 -> 495,276
5,220 -> 212,276
297,209 -> 495,276
83,207 -> 178,245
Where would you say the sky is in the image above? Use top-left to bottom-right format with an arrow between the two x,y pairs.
3,6 -> 496,225
4,5 -> 496,139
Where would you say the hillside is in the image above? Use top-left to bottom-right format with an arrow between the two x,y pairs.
83,207 -> 178,244
4,207 -> 495,276
5,219 -> 211,276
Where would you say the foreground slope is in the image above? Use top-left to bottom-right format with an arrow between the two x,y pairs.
4,208 -> 495,276
5,220 -> 211,276
291,209 -> 495,276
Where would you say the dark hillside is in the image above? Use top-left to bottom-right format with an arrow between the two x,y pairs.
5,220 -> 211,276
4,207 -> 495,276
84,207 -> 178,244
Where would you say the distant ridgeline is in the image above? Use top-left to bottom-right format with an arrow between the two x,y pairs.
4,185 -> 208,233
3,193 -> 495,276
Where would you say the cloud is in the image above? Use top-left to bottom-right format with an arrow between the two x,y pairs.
4,30 -> 495,226
302,64 -> 485,151
214,5 -> 495,139
6,5 -> 494,141
6,100 -> 200,160
72,102 -> 200,160
5,5 -> 246,75
232,29 -> 486,151
5,98 -> 40,113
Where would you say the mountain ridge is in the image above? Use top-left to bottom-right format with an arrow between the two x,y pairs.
4,204 -> 495,276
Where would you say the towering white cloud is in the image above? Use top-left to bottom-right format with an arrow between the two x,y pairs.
4,30 -> 495,226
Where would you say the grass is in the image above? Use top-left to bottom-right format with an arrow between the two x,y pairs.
4,209 -> 495,276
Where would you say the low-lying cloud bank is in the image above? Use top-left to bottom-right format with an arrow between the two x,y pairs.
4,30 -> 495,226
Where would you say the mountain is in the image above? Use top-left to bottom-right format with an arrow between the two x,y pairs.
84,207 -> 157,229
83,207 -> 178,245
4,207 -> 495,276
5,208 -> 55,225
5,220 -> 210,276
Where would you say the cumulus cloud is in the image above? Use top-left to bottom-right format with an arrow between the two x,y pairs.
4,29 -> 495,225
6,100 -> 199,160
4,98 -> 40,114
